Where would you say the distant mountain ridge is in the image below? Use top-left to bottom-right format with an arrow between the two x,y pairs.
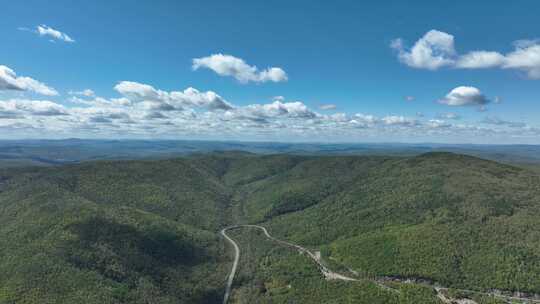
1,139 -> 540,168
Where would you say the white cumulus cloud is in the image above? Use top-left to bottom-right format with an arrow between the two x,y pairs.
0,99 -> 67,117
503,43 -> 540,79
114,81 -> 164,101
114,81 -> 233,111
393,30 -> 540,79
456,51 -> 506,69
438,86 -> 489,106
243,100 -> 317,119
36,25 -> 74,42
170,87 -> 234,111
192,54 -> 288,83
0,65 -> 58,96
391,30 -> 456,70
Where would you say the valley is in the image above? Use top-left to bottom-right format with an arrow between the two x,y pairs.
221,224 -> 540,304
1,152 -> 540,303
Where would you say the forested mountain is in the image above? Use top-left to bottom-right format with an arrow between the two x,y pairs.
1,152 -> 539,303
232,153 -> 540,297
2,139 -> 540,168
0,159 -> 232,303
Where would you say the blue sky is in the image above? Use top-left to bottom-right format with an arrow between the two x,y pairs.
1,0 -> 539,143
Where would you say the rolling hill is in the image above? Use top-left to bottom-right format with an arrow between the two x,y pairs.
1,152 -> 539,303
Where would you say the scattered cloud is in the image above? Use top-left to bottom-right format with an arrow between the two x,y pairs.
192,54 -> 287,83
426,119 -> 451,129
114,81 -> 164,101
114,81 -> 234,111
319,104 -> 337,110
0,99 -> 67,117
457,44 -> 540,78
438,86 -> 489,107
20,25 -> 75,43
437,112 -> 460,120
69,89 -> 95,97
391,30 -> 456,70
392,30 -> 540,79
502,43 -> 540,79
37,25 -> 74,42
455,51 -> 505,69
482,116 -> 526,128
352,113 -> 379,125
0,80 -> 536,142
382,115 -> 418,126
0,65 -> 58,96
242,100 -> 317,119
404,96 -> 415,102
173,87 -> 234,111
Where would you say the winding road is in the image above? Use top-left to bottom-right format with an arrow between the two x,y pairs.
220,224 -> 359,304
220,228 -> 240,304
220,225 -> 540,304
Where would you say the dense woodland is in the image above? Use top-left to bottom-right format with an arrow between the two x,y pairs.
1,152 -> 539,303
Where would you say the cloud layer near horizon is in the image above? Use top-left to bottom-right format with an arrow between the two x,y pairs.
1,77 -> 537,142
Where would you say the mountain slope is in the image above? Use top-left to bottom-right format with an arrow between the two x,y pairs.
0,160 -> 231,304
235,153 -> 540,296
1,152 -> 539,303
